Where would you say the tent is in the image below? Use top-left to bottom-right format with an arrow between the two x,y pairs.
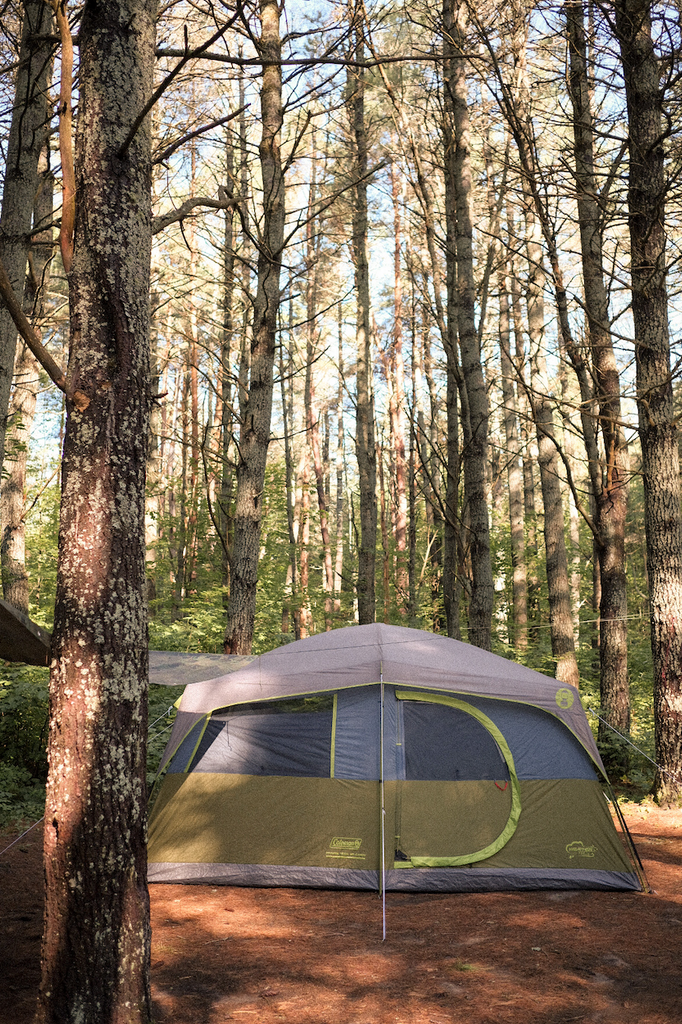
147,623 -> 644,893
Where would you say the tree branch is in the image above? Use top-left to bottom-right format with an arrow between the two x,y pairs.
52,0 -> 75,274
154,47 -> 459,69
0,255 -> 88,411
153,106 -> 247,166
118,14 -> 240,159
152,194 -> 239,236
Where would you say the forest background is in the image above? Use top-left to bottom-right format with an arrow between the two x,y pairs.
1,0 -> 681,833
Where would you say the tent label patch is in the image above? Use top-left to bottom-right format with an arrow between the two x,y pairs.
326,837 -> 365,860
566,840 -> 597,860
555,687 -> 575,709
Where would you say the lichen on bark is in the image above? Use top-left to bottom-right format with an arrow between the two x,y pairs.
37,2 -> 156,1022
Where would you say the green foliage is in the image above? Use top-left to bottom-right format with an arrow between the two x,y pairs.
0,762 -> 45,827
0,663 -> 49,826
149,594 -> 227,654
0,663 -> 49,779
24,480 -> 60,631
0,665 -> 186,820
147,683 -> 184,788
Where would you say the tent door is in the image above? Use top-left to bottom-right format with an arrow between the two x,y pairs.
392,692 -> 521,869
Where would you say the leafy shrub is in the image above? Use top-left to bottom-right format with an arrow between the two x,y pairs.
0,663 -> 49,781
0,762 -> 45,827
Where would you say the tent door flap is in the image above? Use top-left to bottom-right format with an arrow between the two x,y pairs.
393,692 -> 522,868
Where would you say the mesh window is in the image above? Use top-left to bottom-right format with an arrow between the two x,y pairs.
188,695 -> 334,777
403,701 -> 509,781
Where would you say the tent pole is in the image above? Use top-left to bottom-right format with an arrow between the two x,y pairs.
380,666 -> 386,940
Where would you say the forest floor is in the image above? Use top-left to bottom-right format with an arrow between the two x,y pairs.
1,802 -> 681,1024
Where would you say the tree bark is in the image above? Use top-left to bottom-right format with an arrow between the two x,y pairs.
0,0 -> 53,475
2,154 -> 54,611
443,0 -> 493,649
613,0 -> 682,803
38,1 -> 155,1021
224,0 -> 285,653
304,139 -> 334,629
567,0 -> 630,754
508,0 -> 579,686
219,128 -> 236,613
334,306 -> 345,615
498,270 -> 528,652
347,11 -> 377,625
389,160 -> 408,613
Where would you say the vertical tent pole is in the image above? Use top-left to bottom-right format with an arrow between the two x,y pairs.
380,664 -> 386,940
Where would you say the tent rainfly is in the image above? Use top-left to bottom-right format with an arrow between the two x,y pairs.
148,623 -> 644,893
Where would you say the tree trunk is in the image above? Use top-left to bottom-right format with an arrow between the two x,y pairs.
219,129 -> 236,613
38,2 -> 155,1021
389,160 -> 408,613
334,306 -> 345,614
509,0 -> 579,686
443,0 -> 493,649
2,154 -> 54,611
442,362 -> 461,639
304,140 -> 334,629
378,439 -> 391,622
613,0 -> 682,803
224,0 -> 285,653
498,271 -> 528,652
0,0 -> 53,474
347,14 -> 377,625
567,0 -> 630,755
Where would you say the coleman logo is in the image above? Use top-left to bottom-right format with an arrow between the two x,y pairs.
330,837 -> 362,850
566,840 -> 597,859
555,687 -> 575,710
326,837 -> 366,860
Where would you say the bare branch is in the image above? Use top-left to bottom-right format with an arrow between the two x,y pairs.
52,0 -> 75,274
152,194 -> 239,236
154,46 -> 459,69
153,106 -> 248,166
0,255 -> 88,410
118,13 -> 240,158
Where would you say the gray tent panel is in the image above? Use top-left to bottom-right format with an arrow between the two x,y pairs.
165,713 -> 209,774
402,700 -> 510,781
190,702 -> 334,778
148,861 -> 379,889
334,687 -> 381,779
385,868 -> 641,893
417,694 -> 597,781
175,624 -> 600,763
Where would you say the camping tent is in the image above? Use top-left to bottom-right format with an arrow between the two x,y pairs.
148,623 -> 643,892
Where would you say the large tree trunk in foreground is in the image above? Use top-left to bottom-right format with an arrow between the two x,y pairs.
613,0 -> 682,804
0,0 -> 53,474
37,2 -> 155,1022
224,0 -> 285,653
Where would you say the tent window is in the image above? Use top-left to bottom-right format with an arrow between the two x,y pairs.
402,701 -> 510,781
188,695 -> 335,777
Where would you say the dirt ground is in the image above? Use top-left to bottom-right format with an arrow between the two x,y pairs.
1,803 -> 681,1024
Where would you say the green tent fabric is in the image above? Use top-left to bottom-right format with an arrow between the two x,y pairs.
148,623 -> 644,892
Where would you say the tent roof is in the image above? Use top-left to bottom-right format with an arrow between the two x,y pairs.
177,623 -> 600,764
